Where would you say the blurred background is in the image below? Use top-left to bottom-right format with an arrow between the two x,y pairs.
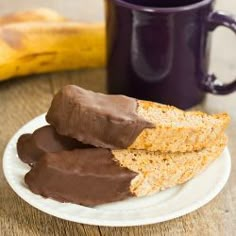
0,0 -> 104,21
0,0 -> 234,110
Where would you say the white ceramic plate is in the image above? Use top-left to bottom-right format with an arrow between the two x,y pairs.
3,114 -> 231,227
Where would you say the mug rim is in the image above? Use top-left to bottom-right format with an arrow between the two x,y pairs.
111,0 -> 212,12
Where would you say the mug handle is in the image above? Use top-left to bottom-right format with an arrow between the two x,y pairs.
201,11 -> 236,94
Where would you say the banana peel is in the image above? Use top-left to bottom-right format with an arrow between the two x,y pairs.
0,9 -> 105,81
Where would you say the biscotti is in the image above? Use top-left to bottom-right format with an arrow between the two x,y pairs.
17,84 -> 230,206
24,135 -> 227,206
113,135 -> 227,197
25,148 -> 137,206
17,125 -> 92,165
132,101 -> 229,152
46,85 -> 230,152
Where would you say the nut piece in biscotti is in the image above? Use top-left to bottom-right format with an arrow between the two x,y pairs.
46,85 -> 230,152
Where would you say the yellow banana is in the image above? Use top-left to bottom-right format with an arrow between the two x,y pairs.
0,10 -> 105,81
0,8 -> 66,25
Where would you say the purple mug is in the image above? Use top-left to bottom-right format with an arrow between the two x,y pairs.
105,0 -> 236,109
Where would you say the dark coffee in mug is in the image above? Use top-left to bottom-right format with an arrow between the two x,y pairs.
105,0 -> 236,109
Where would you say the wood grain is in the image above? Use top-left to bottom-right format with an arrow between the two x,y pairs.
0,0 -> 235,235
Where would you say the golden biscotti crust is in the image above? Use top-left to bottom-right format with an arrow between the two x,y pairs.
128,100 -> 230,153
113,135 -> 227,197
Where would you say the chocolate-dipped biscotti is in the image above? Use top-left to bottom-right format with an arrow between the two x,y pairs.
46,85 -> 230,153
16,85 -> 229,206
22,133 -> 226,206
17,125 -> 92,165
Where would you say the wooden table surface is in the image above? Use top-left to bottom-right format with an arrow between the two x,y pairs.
0,0 -> 235,235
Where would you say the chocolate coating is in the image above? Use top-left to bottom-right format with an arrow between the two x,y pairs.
25,149 -> 137,206
17,125 -> 91,165
46,85 -> 154,149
